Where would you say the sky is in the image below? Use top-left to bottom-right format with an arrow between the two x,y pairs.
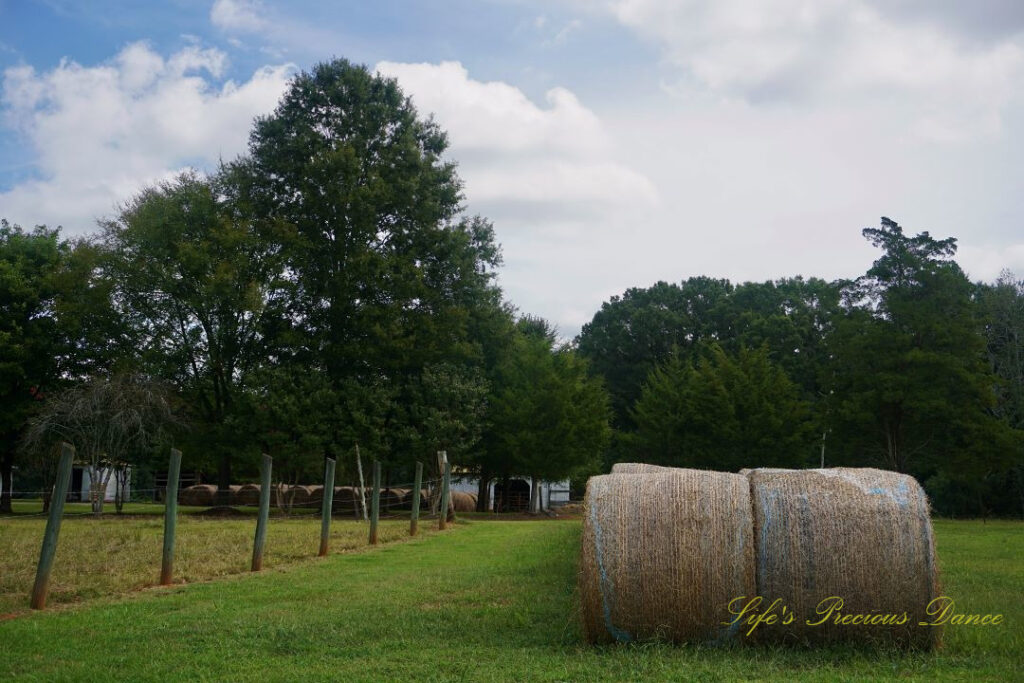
2,1 -> 1023,337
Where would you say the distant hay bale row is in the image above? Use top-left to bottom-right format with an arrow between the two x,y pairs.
581,464 -> 939,647
178,484 -> 218,506
178,483 -> 436,514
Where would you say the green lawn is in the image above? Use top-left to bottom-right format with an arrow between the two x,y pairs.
0,519 -> 1020,681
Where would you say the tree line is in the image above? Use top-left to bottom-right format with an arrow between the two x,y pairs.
0,59 -> 610,514
576,219 -> 1024,517
2,58 -> 1021,518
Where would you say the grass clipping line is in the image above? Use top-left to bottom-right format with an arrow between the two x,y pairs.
747,467 -> 940,647
579,470 -> 755,644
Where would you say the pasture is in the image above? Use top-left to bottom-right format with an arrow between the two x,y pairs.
0,517 -> 1020,681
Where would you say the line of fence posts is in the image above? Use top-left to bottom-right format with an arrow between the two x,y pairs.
26,446 -> 456,609
251,453 -> 272,571
160,448 -> 182,585
410,461 -> 422,536
319,457 -> 336,557
30,442 -> 75,610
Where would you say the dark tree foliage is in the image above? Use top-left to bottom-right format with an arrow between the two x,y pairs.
0,221 -> 119,512
102,172 -> 284,501
629,344 -> 814,471
481,317 -> 611,510
230,60 -> 505,477
826,218 -> 1020,514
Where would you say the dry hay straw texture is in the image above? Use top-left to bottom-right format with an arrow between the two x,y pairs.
332,486 -> 359,513
580,470 -> 755,644
450,491 -> 477,512
380,488 -> 408,511
747,467 -> 939,647
235,484 -> 261,506
285,485 -> 313,509
178,484 -> 217,506
306,485 -> 324,505
610,463 -> 677,474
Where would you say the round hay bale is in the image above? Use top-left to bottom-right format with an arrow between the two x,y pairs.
379,488 -> 408,512
227,484 -> 242,505
450,491 -> 477,512
580,470 -> 755,644
332,486 -> 359,514
307,485 -> 324,506
235,483 -> 261,507
610,463 -> 676,474
178,484 -> 217,507
286,485 -> 313,509
746,467 -> 939,647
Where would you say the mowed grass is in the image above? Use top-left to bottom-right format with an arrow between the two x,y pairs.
0,505 -> 434,616
0,518 -> 1020,681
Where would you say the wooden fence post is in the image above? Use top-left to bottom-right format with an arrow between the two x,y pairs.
160,448 -> 182,585
251,454 -> 272,571
368,459 -> 381,545
30,442 -> 75,609
439,452 -> 450,531
410,461 -> 423,537
319,457 -> 336,557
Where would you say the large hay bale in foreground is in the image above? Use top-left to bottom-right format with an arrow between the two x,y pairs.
747,467 -> 939,647
178,484 -> 217,506
235,484 -> 261,507
580,470 -> 755,644
450,491 -> 477,512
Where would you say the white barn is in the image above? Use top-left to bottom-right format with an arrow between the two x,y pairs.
451,475 -> 570,512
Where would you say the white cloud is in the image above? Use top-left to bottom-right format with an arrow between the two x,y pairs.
1,42 -> 293,231
210,0 -> 268,33
597,0 -> 1024,140
374,60 -> 657,212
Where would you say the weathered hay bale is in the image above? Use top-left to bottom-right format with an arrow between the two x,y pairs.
307,485 -> 324,506
746,467 -> 939,647
179,484 -> 217,506
332,486 -> 361,513
580,470 -> 755,644
235,483 -> 261,506
610,463 -> 677,474
450,491 -> 477,512
227,484 -> 242,505
285,485 -> 313,509
379,488 -> 408,511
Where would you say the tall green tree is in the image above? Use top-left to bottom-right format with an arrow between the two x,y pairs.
629,344 -> 814,471
0,221 -> 64,512
827,218 -> 1015,487
232,59 -> 504,469
0,222 -> 118,512
977,271 -> 1024,516
576,277 -> 733,430
484,317 -> 611,511
101,172 -> 284,501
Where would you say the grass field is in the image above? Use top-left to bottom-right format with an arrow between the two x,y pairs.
0,504 -> 435,616
0,517 -> 1020,681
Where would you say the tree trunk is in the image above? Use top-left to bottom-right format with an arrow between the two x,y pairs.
476,469 -> 490,512
0,451 -> 12,514
529,476 -> 541,514
42,490 -> 51,514
217,451 -> 232,506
